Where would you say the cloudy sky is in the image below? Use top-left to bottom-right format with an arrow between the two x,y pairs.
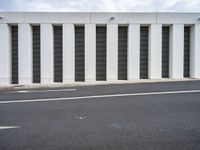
0,0 -> 200,12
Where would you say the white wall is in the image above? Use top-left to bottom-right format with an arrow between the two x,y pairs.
1,12 -> 200,24
190,24 -> 200,78
85,24 -> 96,82
169,24 -> 184,79
0,12 -> 200,85
18,24 -> 33,84
40,24 -> 54,84
128,24 -> 140,80
63,24 -> 75,83
107,24 -> 118,81
148,24 -> 162,79
0,24 -> 11,85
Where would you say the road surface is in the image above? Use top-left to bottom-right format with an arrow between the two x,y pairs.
0,81 -> 200,150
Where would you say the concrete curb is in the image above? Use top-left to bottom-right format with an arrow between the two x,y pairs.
0,78 -> 199,90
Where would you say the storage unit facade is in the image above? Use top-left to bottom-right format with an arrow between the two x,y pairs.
0,12 -> 200,85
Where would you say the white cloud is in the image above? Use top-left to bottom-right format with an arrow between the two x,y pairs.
0,0 -> 200,12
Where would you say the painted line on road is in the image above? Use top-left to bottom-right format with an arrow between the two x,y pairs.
0,89 -> 200,104
10,88 -> 77,93
0,126 -> 20,130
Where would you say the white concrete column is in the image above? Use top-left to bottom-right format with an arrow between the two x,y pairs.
169,24 -> 184,78
107,24 -> 118,81
85,24 -> 96,82
0,24 -> 11,85
41,24 -> 54,84
18,24 -> 32,84
148,24 -> 162,79
190,24 -> 200,78
128,24 -> 140,80
63,24 -> 75,83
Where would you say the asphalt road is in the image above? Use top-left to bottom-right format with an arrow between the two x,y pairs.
0,81 -> 200,150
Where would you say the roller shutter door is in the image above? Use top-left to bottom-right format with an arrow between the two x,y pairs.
96,26 -> 106,81
162,27 -> 169,78
184,26 -> 190,78
54,26 -> 63,82
11,26 -> 18,84
118,26 -> 128,80
32,26 -> 41,83
75,26 -> 85,82
140,27 -> 149,79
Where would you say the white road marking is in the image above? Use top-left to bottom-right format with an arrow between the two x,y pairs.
12,88 -> 77,93
17,91 -> 29,93
0,126 -> 20,130
0,89 -> 200,104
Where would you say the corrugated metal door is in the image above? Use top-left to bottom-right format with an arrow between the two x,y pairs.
162,27 -> 169,78
140,27 -> 149,79
184,26 -> 190,78
54,26 -> 63,82
96,26 -> 106,81
75,26 -> 85,82
11,26 -> 18,84
118,26 -> 128,80
32,26 -> 41,83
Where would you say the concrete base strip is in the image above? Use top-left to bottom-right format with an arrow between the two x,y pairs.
11,88 -> 77,93
0,89 -> 200,104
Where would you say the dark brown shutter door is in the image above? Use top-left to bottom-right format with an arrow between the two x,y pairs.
96,26 -> 106,81
33,26 -> 41,83
75,26 -> 85,82
54,26 -> 63,82
11,26 -> 18,84
184,26 -> 190,78
162,27 -> 170,78
140,27 -> 149,79
118,26 -> 128,80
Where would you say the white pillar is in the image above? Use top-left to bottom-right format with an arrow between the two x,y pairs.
63,24 -> 75,83
0,24 -> 11,85
41,24 -> 54,84
85,24 -> 96,82
149,24 -> 162,79
169,24 -> 184,78
128,24 -> 140,80
18,24 -> 32,84
107,24 -> 118,81
190,24 -> 200,78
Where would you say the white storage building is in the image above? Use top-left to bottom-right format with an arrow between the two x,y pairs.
0,12 -> 200,85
